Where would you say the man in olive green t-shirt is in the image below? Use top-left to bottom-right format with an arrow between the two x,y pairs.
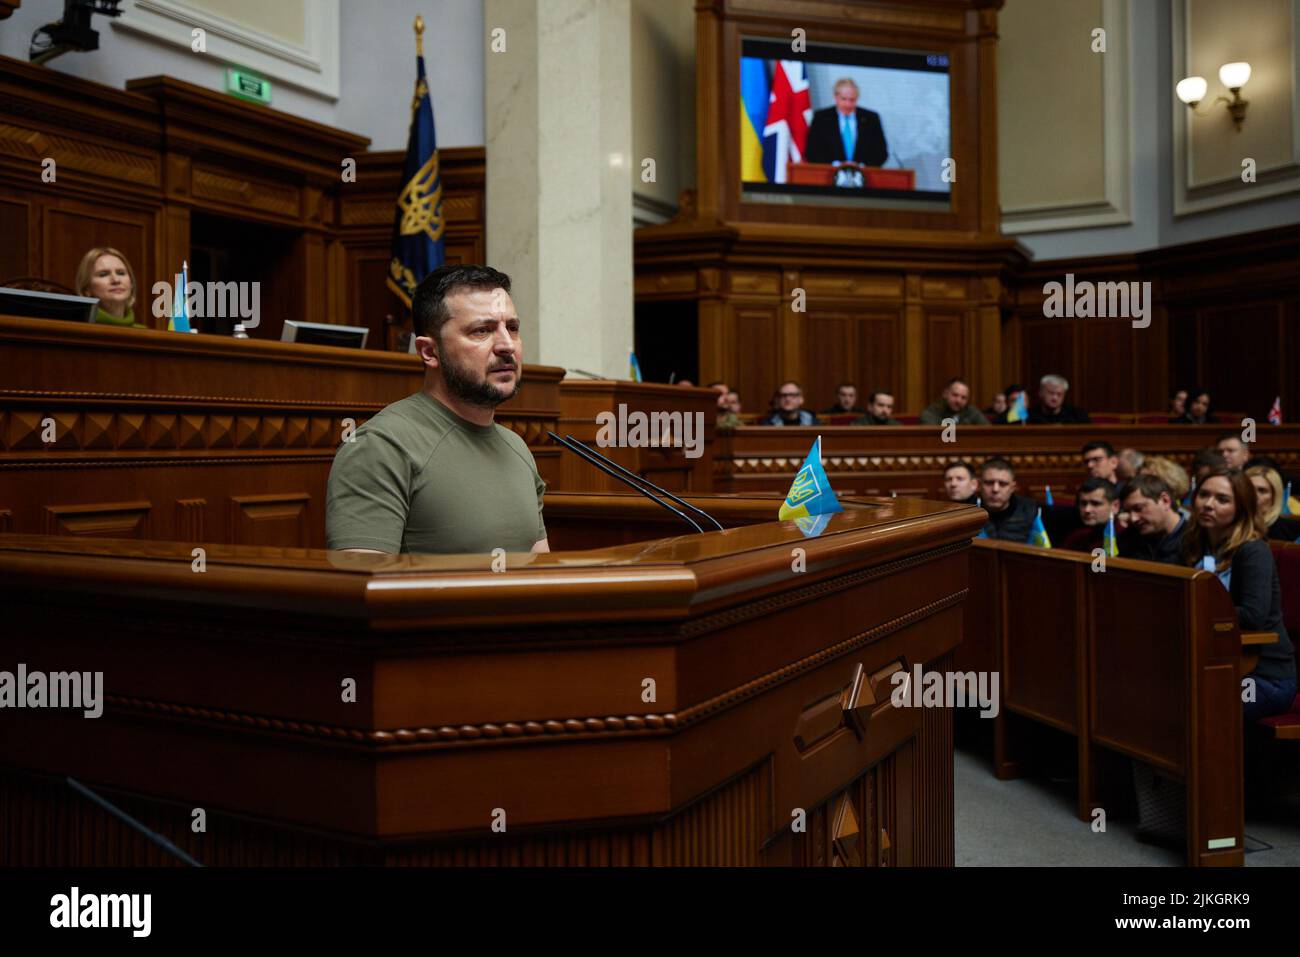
326,264 -> 549,555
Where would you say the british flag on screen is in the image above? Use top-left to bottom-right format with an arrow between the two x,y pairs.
763,61 -> 812,184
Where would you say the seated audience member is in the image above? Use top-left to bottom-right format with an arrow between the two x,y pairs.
1171,389 -> 1212,424
1168,388 -> 1188,420
855,391 -> 900,426
1137,455 -> 1191,508
709,381 -> 741,429
1245,464 -> 1300,541
764,381 -> 817,426
725,390 -> 742,416
823,383 -> 865,416
1191,447 -> 1228,490
984,393 -> 1007,419
1119,475 -> 1187,564
1216,433 -> 1251,469
977,457 -> 1036,542
1081,440 -> 1119,486
1116,447 -> 1144,482
920,378 -> 989,426
1059,477 -> 1119,552
1246,454 -> 1300,511
75,246 -> 148,328
943,461 -> 981,506
1185,468 -> 1296,721
990,383 -> 1025,424
1027,374 -> 1090,424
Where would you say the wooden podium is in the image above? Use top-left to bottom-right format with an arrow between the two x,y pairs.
0,492 -> 983,866
787,162 -> 917,191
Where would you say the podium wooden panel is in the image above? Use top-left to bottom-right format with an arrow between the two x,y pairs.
787,163 -> 917,190
0,493 -> 982,866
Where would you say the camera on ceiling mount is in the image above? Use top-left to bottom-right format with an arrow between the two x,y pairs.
30,0 -> 124,65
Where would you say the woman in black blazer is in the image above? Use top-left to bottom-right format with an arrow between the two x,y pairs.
1184,468 -> 1297,722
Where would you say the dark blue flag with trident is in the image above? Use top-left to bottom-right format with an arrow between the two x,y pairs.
387,15 -> 445,309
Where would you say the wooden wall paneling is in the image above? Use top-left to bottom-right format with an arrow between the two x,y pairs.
40,199 -> 153,303
41,501 -> 152,538
1285,298 -> 1300,423
1078,319 -> 1136,412
924,310 -> 965,402
859,312 -> 903,399
903,276 -> 927,412
732,304 -> 781,413
229,493 -> 311,548
1019,317 -> 1075,398
1199,303 -> 1280,418
0,194 -> 30,279
806,312 -> 857,406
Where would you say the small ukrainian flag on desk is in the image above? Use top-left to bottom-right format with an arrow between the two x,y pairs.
779,436 -> 843,522
1029,507 -> 1052,549
1103,513 -> 1118,557
1006,391 -> 1028,424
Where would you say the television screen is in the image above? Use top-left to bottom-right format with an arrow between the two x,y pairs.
740,38 -> 951,208
281,320 -> 369,349
0,287 -> 98,323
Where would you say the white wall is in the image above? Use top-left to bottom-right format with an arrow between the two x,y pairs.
1006,0 -> 1300,260
0,0 -> 484,150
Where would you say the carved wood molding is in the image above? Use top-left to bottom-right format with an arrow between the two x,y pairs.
95,589 -> 968,751
0,122 -> 159,186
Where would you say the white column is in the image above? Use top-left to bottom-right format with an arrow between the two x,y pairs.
484,0 -> 633,376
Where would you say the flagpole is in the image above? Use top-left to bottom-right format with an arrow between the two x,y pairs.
414,15 -> 424,55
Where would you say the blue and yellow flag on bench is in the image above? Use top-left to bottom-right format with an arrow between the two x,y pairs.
779,436 -> 843,521
1103,513 -> 1118,557
1029,507 -> 1052,548
1006,391 -> 1028,424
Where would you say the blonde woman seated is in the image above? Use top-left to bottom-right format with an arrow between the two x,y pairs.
75,247 -> 147,328
1138,455 -> 1190,513
1245,464 -> 1300,541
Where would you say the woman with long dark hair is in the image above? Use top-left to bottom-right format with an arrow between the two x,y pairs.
1183,468 -> 1296,721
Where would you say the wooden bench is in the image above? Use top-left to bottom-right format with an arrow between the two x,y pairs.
1259,543 -> 1300,740
959,540 -> 1260,867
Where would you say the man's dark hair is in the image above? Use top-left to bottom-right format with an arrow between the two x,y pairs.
1078,476 -> 1118,501
1081,440 -> 1117,457
412,263 -> 512,342
944,377 -> 969,390
1193,447 -> 1228,471
1004,383 -> 1024,396
1215,432 -> 1244,446
1122,474 -> 1172,503
868,390 -> 894,404
837,382 -> 857,391
945,460 -> 975,479
979,456 -> 1016,479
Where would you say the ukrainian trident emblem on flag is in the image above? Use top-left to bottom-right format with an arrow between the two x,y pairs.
779,436 -> 843,521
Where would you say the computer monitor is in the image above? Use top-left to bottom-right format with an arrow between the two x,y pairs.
280,320 -> 369,349
0,287 -> 98,323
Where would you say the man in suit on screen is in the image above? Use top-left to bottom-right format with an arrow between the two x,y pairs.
804,77 -> 888,167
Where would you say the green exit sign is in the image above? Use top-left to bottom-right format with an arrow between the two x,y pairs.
225,69 -> 272,105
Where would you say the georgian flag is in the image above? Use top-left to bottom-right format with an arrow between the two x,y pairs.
763,61 -> 812,184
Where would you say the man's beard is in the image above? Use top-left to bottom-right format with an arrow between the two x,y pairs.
440,350 -> 519,408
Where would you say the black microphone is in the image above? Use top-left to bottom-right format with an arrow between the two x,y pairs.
547,432 -> 704,534
68,777 -> 203,866
562,433 -> 724,531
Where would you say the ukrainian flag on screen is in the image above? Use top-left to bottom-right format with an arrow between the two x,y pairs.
779,436 -> 843,521
740,58 -> 774,183
1030,508 -> 1052,549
